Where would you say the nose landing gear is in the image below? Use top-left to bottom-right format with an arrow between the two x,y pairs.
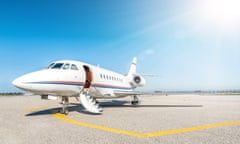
61,96 -> 69,115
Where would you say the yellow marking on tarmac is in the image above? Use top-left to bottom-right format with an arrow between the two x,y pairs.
144,121 -> 240,137
53,112 -> 144,137
53,112 -> 240,138
25,106 -> 240,137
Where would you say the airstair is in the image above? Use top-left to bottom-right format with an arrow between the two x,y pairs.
80,91 -> 103,114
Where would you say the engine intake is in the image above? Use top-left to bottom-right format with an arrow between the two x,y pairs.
134,76 -> 141,84
129,74 -> 146,87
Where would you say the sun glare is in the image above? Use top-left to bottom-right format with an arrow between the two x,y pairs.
197,0 -> 240,28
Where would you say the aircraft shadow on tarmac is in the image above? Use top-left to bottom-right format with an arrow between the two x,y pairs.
25,100 -> 203,116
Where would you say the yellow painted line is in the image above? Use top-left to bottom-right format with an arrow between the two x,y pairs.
144,121 -> 240,137
25,106 -> 240,137
53,112 -> 240,138
53,112 -> 144,137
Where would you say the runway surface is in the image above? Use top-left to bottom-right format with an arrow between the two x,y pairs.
0,94 -> 239,144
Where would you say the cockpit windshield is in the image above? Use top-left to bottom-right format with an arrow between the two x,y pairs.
47,62 -> 79,71
47,63 -> 55,69
51,63 -> 64,69
62,63 -> 70,70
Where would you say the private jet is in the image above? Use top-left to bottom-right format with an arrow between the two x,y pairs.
12,57 -> 145,114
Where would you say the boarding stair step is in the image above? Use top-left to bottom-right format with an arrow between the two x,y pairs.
79,91 -> 102,114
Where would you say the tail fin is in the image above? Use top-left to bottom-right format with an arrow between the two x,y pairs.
127,57 -> 137,76
127,57 -> 146,87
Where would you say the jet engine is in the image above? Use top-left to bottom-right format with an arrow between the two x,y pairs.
129,74 -> 146,87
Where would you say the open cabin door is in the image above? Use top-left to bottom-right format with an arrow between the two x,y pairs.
80,65 -> 103,114
83,65 -> 93,90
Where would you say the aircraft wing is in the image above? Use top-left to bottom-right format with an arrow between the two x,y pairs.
113,90 -> 144,97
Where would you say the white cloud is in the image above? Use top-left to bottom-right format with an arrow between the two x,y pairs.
145,49 -> 155,55
138,49 -> 155,61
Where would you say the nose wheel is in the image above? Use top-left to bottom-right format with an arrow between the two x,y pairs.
131,95 -> 140,106
61,96 -> 69,115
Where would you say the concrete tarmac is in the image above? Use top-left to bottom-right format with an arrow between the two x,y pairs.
0,94 -> 239,144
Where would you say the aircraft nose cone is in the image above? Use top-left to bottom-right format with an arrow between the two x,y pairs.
12,78 -> 22,88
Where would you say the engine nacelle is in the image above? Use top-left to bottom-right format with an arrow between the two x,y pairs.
129,74 -> 146,87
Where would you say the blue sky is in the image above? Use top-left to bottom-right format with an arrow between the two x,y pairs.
0,0 -> 240,92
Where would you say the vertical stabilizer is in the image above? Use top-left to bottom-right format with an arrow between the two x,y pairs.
128,57 -> 137,76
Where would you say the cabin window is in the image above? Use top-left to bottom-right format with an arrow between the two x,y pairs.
71,64 -> 79,70
51,63 -> 64,69
62,63 -> 70,70
100,74 -> 102,79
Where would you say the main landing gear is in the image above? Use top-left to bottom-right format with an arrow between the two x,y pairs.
61,96 -> 69,115
131,95 -> 140,106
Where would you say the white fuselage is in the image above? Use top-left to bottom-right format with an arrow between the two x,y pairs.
12,60 -> 135,98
